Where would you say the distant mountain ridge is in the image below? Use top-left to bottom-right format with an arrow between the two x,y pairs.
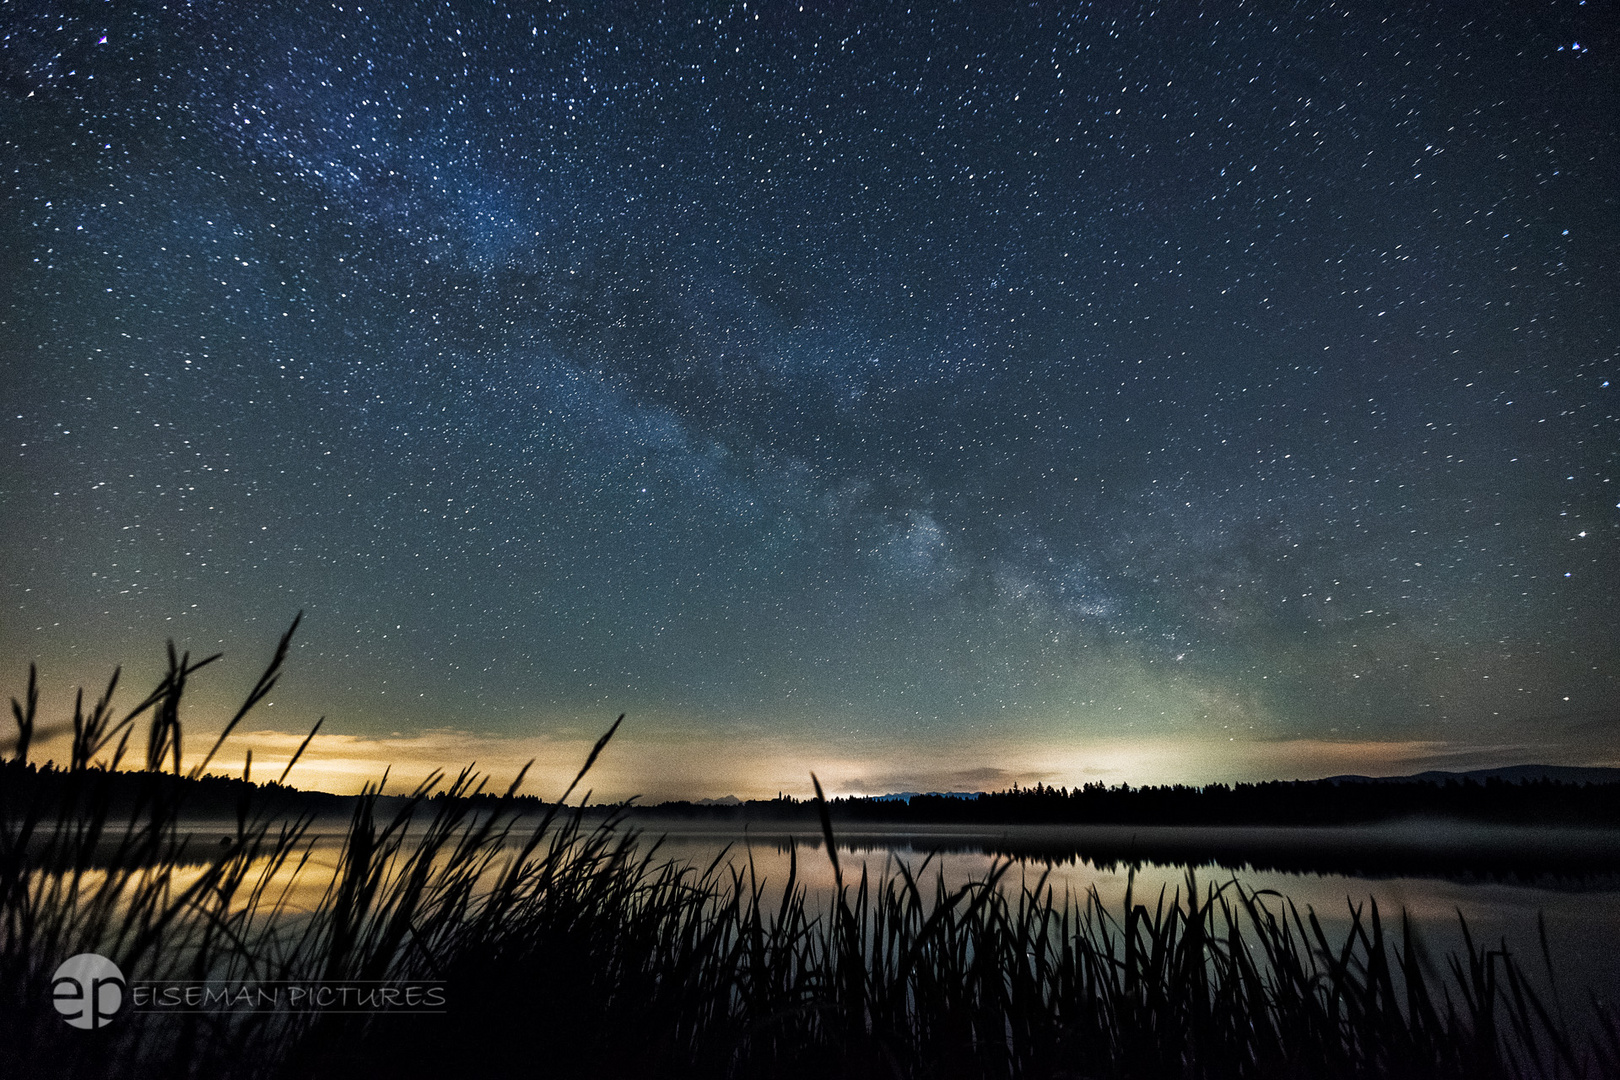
1322,764 -> 1620,785
871,791 -> 984,803
700,770 -> 1620,808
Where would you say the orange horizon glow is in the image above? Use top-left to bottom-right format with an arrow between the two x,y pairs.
16,722 -> 1612,805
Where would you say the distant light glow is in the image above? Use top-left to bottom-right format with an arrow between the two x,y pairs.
2,2 -> 1614,797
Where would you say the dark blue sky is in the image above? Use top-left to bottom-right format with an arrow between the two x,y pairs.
3,1 -> 1615,797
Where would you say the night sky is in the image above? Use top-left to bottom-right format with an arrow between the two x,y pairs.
3,1 -> 1616,800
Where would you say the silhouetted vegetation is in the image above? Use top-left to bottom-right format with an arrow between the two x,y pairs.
11,743 -> 1619,836
4,624 -> 1618,1078
650,777 -> 1620,829
818,828 -> 1620,885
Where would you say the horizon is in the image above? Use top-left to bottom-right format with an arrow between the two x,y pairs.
11,689 -> 1619,804
9,717 -> 1620,805
4,3 -> 1616,803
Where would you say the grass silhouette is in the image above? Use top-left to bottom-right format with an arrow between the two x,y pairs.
3,621 -> 1617,1078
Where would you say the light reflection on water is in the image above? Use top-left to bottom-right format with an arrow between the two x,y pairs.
638,822 -> 1620,1006
148,817 -> 1620,1005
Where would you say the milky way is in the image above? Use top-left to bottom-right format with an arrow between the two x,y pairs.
3,2 -> 1616,796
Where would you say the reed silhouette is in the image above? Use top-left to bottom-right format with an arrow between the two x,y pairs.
3,622 -> 1617,1078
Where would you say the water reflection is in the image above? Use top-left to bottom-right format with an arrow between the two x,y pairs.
100,816 -> 1620,1005
636,821 -> 1620,1007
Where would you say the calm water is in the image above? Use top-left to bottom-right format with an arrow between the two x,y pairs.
162,815 -> 1620,1007
637,821 -> 1620,1008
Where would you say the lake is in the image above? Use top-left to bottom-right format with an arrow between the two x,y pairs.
155,813 -> 1620,1011
634,819 -> 1620,1009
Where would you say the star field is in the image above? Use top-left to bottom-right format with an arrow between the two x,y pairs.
2,1 -> 1616,795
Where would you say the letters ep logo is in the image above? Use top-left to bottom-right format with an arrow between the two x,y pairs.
52,953 -> 127,1030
